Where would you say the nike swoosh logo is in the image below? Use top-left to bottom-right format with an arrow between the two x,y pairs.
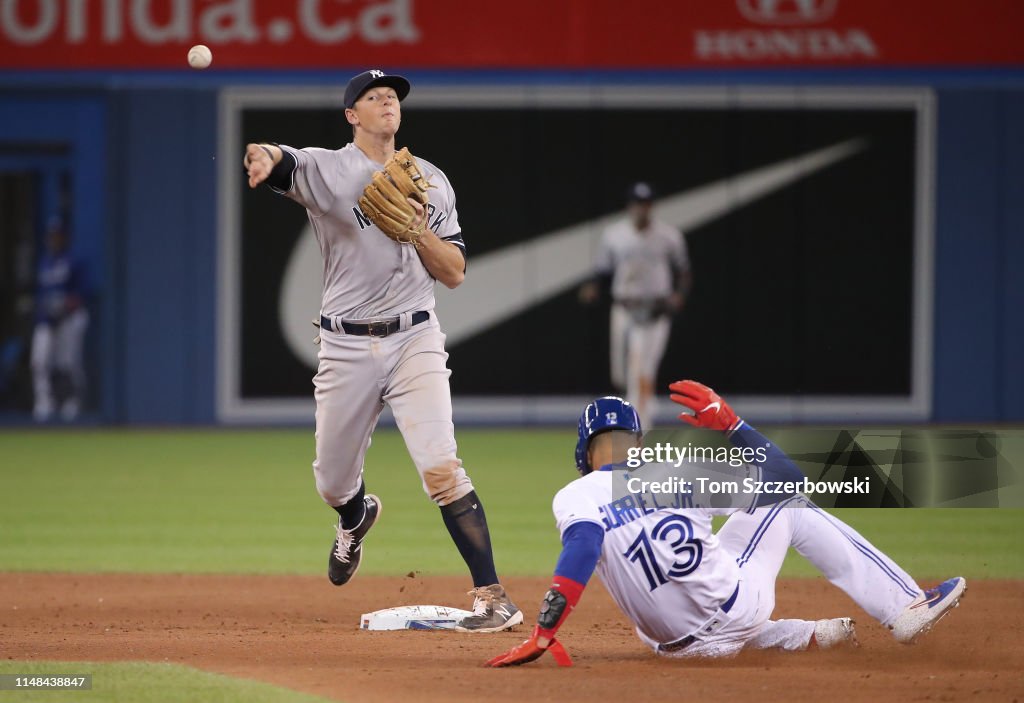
702,402 -> 721,414
910,591 -> 945,609
278,139 -> 866,365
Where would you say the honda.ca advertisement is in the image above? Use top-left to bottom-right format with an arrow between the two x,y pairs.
2,0 -> 1021,69
217,86 -> 934,423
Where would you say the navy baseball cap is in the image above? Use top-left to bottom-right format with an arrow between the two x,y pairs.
343,69 -> 411,109
627,182 -> 655,202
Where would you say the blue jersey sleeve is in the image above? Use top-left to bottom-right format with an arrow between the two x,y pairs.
730,420 -> 805,505
553,520 -> 604,585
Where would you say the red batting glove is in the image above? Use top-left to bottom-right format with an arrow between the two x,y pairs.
668,380 -> 740,432
485,626 -> 573,668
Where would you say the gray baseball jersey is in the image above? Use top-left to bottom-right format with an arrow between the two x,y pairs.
270,142 -> 474,510
595,218 -> 688,302
597,217 -> 689,427
274,143 -> 465,320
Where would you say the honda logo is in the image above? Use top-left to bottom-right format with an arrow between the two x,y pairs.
737,0 -> 838,25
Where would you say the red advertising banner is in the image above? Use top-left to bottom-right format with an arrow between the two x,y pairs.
1,0 -> 1022,70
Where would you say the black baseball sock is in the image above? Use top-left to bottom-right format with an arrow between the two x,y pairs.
440,491 -> 499,587
333,482 -> 366,529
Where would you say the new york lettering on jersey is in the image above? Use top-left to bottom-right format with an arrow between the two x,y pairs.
352,201 -> 452,234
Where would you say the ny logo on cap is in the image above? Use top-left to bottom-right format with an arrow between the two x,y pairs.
369,69 -> 385,78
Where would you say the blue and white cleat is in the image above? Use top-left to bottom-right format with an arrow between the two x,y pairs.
890,577 -> 967,644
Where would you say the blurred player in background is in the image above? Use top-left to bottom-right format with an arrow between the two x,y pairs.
31,217 -> 90,422
487,382 -> 966,666
580,182 -> 690,429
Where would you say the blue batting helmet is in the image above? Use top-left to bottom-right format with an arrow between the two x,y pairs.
574,396 -> 642,475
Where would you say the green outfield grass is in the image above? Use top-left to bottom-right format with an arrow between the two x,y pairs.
0,661 -> 335,703
1,428 -> 1022,579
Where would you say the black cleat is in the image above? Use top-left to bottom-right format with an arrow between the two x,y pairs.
328,494 -> 382,586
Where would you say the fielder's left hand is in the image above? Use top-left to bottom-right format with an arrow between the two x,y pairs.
485,629 -> 573,667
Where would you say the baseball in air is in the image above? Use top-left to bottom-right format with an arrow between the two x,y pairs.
187,45 -> 212,70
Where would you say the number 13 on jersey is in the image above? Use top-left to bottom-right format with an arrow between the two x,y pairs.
623,514 -> 703,591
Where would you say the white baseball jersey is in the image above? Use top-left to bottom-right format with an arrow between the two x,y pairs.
274,143 -> 464,320
595,218 -> 688,302
553,465 -> 923,656
553,467 -> 746,644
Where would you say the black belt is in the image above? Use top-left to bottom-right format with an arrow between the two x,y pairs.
614,298 -> 666,309
320,311 -> 429,338
658,583 -> 740,654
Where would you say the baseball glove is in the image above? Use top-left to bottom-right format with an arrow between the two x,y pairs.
358,147 -> 433,244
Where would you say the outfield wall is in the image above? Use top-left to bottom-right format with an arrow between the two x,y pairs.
0,69 -> 1021,424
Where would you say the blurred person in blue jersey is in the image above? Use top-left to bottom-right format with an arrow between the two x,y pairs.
31,217 -> 90,422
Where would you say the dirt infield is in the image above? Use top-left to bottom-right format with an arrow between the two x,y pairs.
3,573 -> 1022,702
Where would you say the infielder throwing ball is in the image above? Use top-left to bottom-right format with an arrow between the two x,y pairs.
487,382 -> 965,665
244,69 -> 521,632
